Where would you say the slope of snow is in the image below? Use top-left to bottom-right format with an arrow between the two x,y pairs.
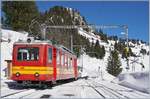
117,71 -> 150,93
1,29 -> 28,79
78,28 -> 101,44
121,56 -> 149,73
77,28 -> 149,93
77,52 -> 116,81
77,28 -> 149,78
120,43 -> 149,73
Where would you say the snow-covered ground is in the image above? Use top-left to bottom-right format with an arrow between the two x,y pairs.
1,29 -> 28,79
0,29 -> 149,98
1,78 -> 150,98
117,71 -> 150,94
77,52 -> 115,81
77,29 -> 149,94
77,53 -> 150,94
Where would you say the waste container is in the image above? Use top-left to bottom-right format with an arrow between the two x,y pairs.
5,60 -> 12,79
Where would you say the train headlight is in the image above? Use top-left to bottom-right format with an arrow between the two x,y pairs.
16,72 -> 20,77
27,38 -> 31,43
34,72 -> 39,77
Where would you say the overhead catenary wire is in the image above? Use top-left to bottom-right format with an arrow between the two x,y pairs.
28,19 -> 129,71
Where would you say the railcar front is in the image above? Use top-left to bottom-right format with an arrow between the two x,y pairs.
11,41 -> 54,85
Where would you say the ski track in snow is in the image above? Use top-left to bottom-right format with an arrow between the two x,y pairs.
1,79 -> 149,99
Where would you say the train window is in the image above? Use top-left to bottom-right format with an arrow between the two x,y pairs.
70,58 -> 73,67
48,48 -> 52,63
68,56 -> 70,69
17,47 -> 39,61
65,55 -> 68,67
61,53 -> 64,66
57,50 -> 60,65
72,58 -> 74,67
61,54 -> 63,66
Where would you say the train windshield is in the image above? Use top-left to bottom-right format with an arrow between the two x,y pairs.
17,47 -> 39,61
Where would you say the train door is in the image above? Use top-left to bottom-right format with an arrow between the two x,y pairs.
60,51 -> 65,79
65,53 -> 68,79
53,47 -> 57,81
47,46 -> 53,81
74,58 -> 78,79
56,49 -> 61,80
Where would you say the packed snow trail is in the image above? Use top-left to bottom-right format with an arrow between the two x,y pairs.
1,79 -> 149,99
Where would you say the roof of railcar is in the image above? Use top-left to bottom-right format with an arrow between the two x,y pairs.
14,40 -> 52,45
14,40 -> 76,56
56,45 -> 76,56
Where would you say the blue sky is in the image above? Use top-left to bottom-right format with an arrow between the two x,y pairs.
1,1 -> 148,42
36,1 -> 149,42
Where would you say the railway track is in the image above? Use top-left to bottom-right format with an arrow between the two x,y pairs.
1,79 -> 149,98
85,80 -> 128,98
1,90 -> 27,98
94,82 -> 129,98
1,89 -> 36,99
88,84 -> 106,98
91,80 -> 150,98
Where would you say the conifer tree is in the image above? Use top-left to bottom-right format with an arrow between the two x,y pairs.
94,40 -> 101,59
92,40 -> 105,59
2,1 -> 39,33
107,50 -> 122,76
129,47 -> 134,56
101,45 -> 105,59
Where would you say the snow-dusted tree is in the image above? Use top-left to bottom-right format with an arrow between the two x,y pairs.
107,50 -> 122,77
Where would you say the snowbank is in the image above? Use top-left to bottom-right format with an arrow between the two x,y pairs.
77,53 -> 115,81
95,71 -> 116,82
1,29 -> 28,79
117,71 -> 150,93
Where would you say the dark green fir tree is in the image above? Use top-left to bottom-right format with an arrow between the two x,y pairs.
2,1 -> 39,33
107,50 -> 122,76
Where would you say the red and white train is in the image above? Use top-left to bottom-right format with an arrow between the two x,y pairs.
11,39 -> 78,87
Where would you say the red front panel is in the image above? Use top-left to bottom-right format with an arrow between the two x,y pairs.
12,44 -> 45,66
11,44 -> 54,81
12,74 -> 53,81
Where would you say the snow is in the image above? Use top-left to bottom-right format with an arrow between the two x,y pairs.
77,52 -> 115,81
117,71 -> 150,93
1,29 -> 28,79
1,28 -> 149,97
77,28 -> 149,94
1,79 -> 149,98
78,28 -> 101,44
120,46 -> 149,73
